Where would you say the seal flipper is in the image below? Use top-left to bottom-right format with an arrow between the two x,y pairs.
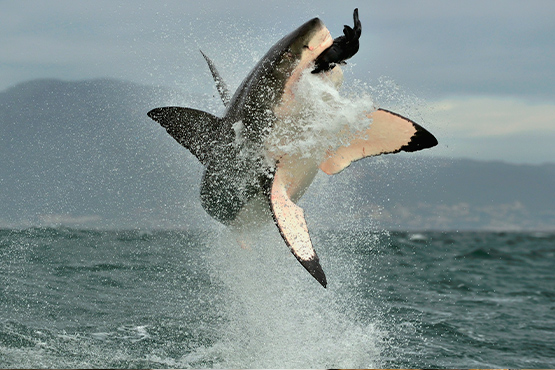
269,161 -> 327,288
320,108 -> 438,175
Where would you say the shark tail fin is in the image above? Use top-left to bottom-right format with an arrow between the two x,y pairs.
320,109 -> 438,175
269,160 -> 327,288
147,106 -> 225,165
200,50 -> 231,108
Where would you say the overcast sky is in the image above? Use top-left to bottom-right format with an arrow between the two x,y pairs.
2,0 -> 554,164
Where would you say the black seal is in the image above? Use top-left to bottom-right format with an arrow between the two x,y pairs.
312,8 -> 361,74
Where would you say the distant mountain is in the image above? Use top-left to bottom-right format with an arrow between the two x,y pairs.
0,79 -> 211,228
309,156 -> 555,231
1,79 -> 554,231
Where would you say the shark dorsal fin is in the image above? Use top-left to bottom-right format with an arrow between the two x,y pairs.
200,50 -> 231,108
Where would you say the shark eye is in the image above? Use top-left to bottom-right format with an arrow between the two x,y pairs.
303,45 -> 310,49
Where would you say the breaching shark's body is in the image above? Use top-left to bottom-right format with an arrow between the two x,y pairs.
148,9 -> 438,288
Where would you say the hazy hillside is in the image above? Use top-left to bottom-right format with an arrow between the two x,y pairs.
0,79 -> 210,228
314,156 -> 555,231
1,79 -> 554,231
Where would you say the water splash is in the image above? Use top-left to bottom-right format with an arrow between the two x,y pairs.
266,70 -> 375,161
178,227 -> 387,369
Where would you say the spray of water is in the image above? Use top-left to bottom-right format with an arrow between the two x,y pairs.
266,70 -> 375,162
181,227 -> 386,369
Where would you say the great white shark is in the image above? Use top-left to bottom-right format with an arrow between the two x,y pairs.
148,9 -> 438,288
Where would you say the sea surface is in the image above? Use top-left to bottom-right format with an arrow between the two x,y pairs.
1,227 -> 554,368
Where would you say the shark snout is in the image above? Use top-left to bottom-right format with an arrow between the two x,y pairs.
306,28 -> 333,58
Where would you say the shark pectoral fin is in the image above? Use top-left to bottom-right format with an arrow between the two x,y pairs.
269,164 -> 327,288
147,106 -> 226,165
320,108 -> 438,175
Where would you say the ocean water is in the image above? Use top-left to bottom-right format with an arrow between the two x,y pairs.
1,226 -> 553,368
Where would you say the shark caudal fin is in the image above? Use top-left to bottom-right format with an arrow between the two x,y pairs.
200,50 -> 231,108
147,107 -> 227,165
269,159 -> 327,288
320,108 -> 438,175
